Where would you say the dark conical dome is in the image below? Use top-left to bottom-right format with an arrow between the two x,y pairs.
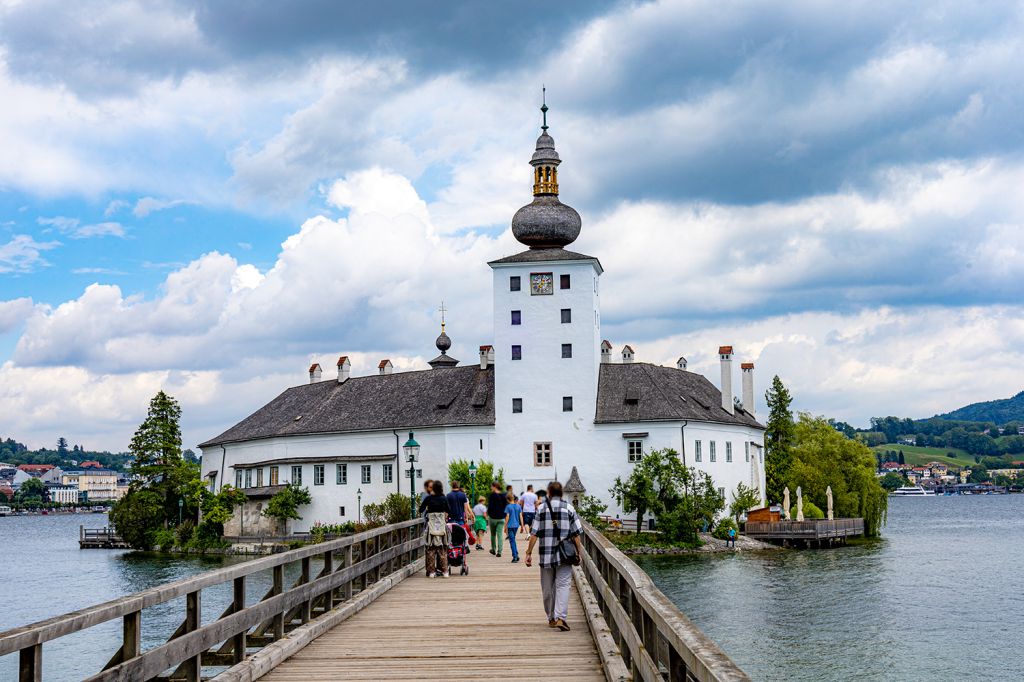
435,330 -> 452,353
511,101 -> 582,249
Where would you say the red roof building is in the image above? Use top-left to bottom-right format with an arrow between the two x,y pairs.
80,461 -> 102,468
17,464 -> 55,473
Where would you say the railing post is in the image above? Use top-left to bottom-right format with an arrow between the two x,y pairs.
123,610 -> 141,662
343,544 -> 354,600
323,549 -> 335,610
232,576 -> 246,664
272,565 -> 285,640
299,557 -> 312,624
183,590 -> 201,682
19,644 -> 41,682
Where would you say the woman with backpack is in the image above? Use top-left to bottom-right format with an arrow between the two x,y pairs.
524,481 -> 583,631
418,479 -> 451,578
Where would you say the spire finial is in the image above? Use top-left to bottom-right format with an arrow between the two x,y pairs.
438,300 -> 447,332
540,85 -> 548,132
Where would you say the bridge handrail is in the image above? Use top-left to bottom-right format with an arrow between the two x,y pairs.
0,518 -> 424,681
579,522 -> 750,682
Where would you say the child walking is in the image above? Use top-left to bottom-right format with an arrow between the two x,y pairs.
472,496 -> 488,551
504,492 -> 524,563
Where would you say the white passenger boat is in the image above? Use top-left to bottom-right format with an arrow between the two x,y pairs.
891,486 -> 935,496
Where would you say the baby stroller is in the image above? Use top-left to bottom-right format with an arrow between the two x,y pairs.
447,522 -> 470,575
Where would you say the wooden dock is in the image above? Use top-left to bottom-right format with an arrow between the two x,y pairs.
743,518 -> 864,547
261,550 -> 603,682
2,519 -> 750,682
79,525 -> 130,549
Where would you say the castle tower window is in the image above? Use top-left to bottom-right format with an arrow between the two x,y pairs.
512,345 -> 522,360
511,310 -> 521,325
512,398 -> 523,413
561,308 -> 571,323
561,343 -> 572,358
562,396 -> 573,412
560,274 -> 570,289
510,276 -> 521,291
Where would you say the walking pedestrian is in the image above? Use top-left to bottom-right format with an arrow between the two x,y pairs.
472,496 -> 487,550
418,480 -> 450,578
420,479 -> 434,506
727,526 -> 737,548
520,484 -> 538,534
504,493 -> 523,562
486,482 -> 507,557
525,481 -> 582,631
446,479 -> 475,546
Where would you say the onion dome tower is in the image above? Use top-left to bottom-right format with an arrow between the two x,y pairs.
511,91 -> 582,249
428,301 -> 459,369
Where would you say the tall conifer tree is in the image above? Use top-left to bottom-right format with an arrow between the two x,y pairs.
764,375 -> 795,503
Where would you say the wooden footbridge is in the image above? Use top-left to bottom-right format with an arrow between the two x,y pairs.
1,520 -> 749,682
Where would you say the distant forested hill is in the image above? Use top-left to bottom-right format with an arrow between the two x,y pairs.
937,390 -> 1024,423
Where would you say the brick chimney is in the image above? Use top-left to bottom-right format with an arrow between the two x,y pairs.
601,340 -> 612,364
718,346 -> 733,414
378,359 -> 393,375
479,345 -> 494,370
308,363 -> 322,384
337,356 -> 351,383
677,356 -> 687,370
622,345 -> 634,364
741,362 -> 755,415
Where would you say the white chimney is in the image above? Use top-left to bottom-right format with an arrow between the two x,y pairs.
677,356 -> 688,370
308,363 -> 322,384
378,359 -> 393,375
479,345 -> 494,370
622,345 -> 634,364
337,356 -> 351,383
719,346 -> 733,414
741,362 -> 755,415
600,340 -> 612,364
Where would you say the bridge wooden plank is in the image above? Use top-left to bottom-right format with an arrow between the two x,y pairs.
260,550 -> 605,681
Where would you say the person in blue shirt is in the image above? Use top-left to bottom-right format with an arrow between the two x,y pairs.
504,493 -> 524,563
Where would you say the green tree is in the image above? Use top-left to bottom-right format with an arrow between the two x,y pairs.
447,459 -> 504,502
728,482 -> 761,523
764,375 -> 795,503
16,477 -> 46,506
880,472 -> 907,491
610,448 -> 688,534
110,489 -> 165,549
801,500 -> 825,519
362,492 -> 416,526
786,414 -> 888,536
658,467 -> 725,544
574,493 -> 608,526
56,437 -> 69,456
968,466 -> 988,484
262,483 -> 313,522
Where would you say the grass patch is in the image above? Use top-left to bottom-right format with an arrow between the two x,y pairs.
872,445 -> 970,468
602,530 -> 701,552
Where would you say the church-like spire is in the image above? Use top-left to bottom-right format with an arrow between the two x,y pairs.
511,91 -> 582,249
429,300 -> 459,369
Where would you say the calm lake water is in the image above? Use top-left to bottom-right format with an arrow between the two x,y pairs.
637,495 -> 1024,681
2,498 -> 1021,680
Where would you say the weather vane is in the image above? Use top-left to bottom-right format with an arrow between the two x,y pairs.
439,300 -> 447,332
541,85 -> 548,131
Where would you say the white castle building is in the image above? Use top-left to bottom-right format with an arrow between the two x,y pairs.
199,108 -> 765,532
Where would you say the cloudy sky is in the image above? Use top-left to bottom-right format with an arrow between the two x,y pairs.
1,0 -> 1023,451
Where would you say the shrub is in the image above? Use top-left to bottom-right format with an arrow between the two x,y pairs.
447,459 -> 504,499
262,483 -> 312,522
175,519 -> 195,546
574,494 -> 608,527
801,501 -> 825,519
712,517 -> 738,540
154,528 -> 177,551
110,489 -> 165,550
363,492 -> 415,527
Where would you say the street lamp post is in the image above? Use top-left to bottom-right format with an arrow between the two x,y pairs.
357,488 -> 362,524
403,431 -> 420,519
178,497 -> 183,526
468,460 -> 477,506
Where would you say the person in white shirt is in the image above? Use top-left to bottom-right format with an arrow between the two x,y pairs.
520,484 -> 538,534
472,497 -> 488,551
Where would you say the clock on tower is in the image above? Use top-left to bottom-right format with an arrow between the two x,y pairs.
530,272 -> 553,295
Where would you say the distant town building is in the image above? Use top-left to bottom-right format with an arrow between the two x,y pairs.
61,469 -> 122,502
46,484 -> 80,505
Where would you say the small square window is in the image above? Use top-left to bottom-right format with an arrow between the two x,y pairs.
534,442 -> 552,467
512,345 -> 522,360
511,310 -> 521,325
561,308 -> 571,324
562,396 -> 573,412
361,465 -> 371,484
314,464 -> 325,485
627,440 -> 643,463
694,441 -> 702,462
510,276 -> 521,291
339,506 -> 346,517
291,465 -> 302,485
337,464 -> 347,484
709,442 -> 717,463
383,464 -> 393,483
512,398 -> 523,413
561,343 -> 572,358
560,274 -> 570,289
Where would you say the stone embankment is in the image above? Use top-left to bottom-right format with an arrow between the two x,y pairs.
620,532 -> 780,556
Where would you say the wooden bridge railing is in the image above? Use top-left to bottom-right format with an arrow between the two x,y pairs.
743,518 -> 864,539
578,523 -> 750,682
1,518 -> 424,682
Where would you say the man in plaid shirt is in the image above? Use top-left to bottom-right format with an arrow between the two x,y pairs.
525,481 -> 583,631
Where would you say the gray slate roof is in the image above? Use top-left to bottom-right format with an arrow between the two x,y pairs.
595,363 -> 763,429
488,248 -> 602,269
199,365 -> 494,448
